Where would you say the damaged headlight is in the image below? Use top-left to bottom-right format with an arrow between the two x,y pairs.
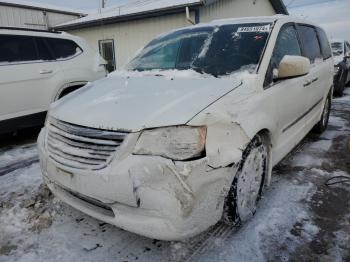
133,126 -> 207,161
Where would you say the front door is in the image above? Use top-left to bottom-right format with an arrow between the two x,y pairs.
264,24 -> 311,161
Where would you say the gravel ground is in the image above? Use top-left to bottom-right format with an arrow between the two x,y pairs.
0,90 -> 349,262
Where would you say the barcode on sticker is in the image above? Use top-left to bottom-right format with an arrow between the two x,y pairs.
237,25 -> 271,33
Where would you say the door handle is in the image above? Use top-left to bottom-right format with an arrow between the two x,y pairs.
39,69 -> 53,74
311,77 -> 319,83
303,80 -> 312,87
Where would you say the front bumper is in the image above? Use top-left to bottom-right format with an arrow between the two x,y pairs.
37,128 -> 235,240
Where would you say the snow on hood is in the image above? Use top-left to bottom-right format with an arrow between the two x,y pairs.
49,71 -> 243,132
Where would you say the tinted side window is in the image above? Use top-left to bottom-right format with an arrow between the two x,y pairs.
46,38 -> 82,60
316,28 -> 332,59
271,25 -> 302,69
35,37 -> 54,61
297,25 -> 323,63
0,35 -> 38,64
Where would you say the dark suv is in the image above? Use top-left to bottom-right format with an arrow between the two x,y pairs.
332,40 -> 350,96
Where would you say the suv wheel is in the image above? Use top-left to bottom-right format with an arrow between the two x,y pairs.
223,134 -> 268,226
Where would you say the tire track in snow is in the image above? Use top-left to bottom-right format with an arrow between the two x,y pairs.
0,155 -> 39,177
0,143 -> 38,176
175,222 -> 236,262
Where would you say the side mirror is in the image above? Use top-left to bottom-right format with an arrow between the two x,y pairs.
345,51 -> 350,58
274,55 -> 310,80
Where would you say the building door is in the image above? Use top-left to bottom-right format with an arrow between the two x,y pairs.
99,39 -> 116,73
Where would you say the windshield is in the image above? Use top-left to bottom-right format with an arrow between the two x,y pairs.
127,23 -> 272,77
331,42 -> 343,56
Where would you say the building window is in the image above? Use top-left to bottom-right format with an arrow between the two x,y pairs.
99,39 -> 116,73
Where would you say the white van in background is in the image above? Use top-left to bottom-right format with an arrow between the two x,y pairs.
0,27 -> 107,134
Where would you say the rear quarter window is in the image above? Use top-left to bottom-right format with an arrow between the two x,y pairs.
35,37 -> 54,61
316,28 -> 332,60
297,25 -> 323,63
45,38 -> 82,60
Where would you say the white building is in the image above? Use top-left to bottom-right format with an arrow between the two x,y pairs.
0,0 -> 85,30
55,0 -> 288,72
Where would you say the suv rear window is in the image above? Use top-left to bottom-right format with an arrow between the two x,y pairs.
297,25 -> 323,63
45,38 -> 82,60
316,28 -> 332,60
0,35 -> 37,64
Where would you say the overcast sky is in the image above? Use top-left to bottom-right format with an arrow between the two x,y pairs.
11,0 -> 350,41
287,0 -> 350,41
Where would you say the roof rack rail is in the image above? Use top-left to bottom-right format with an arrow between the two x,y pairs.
0,27 -> 61,34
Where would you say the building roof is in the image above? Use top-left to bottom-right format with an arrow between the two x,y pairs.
54,0 -> 288,31
0,0 -> 86,16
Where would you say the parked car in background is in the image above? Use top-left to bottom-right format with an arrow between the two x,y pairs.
38,16 -> 334,241
331,40 -> 350,96
0,27 -> 107,135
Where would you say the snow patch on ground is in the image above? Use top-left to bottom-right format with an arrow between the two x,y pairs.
290,154 -> 323,168
308,139 -> 332,151
329,115 -> 348,130
0,144 -> 37,167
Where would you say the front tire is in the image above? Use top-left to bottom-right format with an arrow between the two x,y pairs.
223,134 -> 269,226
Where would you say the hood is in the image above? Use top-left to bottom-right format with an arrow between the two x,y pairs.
50,74 -> 242,132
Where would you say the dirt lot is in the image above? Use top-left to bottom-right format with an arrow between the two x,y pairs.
0,90 -> 349,262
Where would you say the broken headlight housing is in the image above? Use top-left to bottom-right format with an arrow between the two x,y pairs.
133,126 -> 207,161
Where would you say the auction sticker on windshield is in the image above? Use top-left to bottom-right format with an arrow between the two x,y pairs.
237,25 -> 271,33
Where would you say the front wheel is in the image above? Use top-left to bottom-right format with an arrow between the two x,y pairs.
223,134 -> 269,226
313,94 -> 331,134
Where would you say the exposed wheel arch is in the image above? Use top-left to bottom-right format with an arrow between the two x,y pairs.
54,81 -> 88,101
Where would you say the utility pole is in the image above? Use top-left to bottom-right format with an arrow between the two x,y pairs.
101,0 -> 107,9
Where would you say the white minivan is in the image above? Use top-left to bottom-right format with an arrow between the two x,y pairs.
0,27 -> 106,134
38,16 -> 334,241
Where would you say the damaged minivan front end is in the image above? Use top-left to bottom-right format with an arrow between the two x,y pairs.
38,112 -> 250,240
37,19 -> 279,240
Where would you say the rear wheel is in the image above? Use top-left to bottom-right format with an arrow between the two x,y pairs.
223,134 -> 269,226
313,94 -> 331,134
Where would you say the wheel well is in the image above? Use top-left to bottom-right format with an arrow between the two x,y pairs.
257,129 -> 272,145
57,84 -> 86,99
256,129 -> 273,186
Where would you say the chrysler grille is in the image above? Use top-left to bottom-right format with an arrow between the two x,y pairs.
47,118 -> 128,170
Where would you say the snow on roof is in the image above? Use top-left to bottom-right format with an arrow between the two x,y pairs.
55,0 -> 202,29
0,0 -> 86,15
54,0 -> 288,30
